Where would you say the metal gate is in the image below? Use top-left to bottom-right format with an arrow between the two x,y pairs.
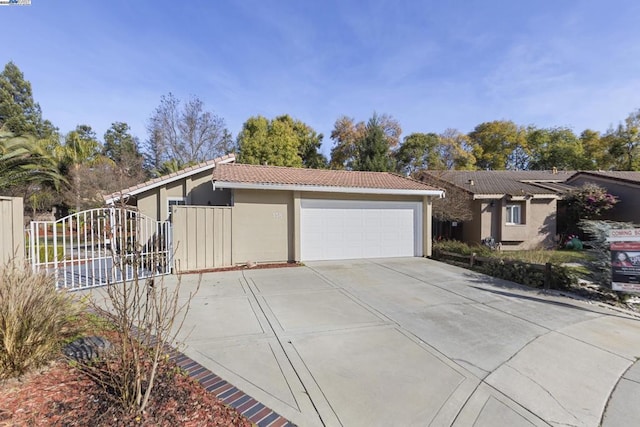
28,208 -> 172,290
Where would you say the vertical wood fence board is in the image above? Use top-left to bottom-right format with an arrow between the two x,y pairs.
172,206 -> 233,272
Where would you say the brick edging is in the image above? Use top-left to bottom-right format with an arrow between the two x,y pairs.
167,349 -> 295,427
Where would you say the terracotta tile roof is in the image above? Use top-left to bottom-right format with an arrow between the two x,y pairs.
420,170 -> 576,196
105,154 -> 235,203
569,170 -> 640,184
212,163 -> 441,192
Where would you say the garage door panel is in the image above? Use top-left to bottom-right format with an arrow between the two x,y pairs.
300,200 -> 422,261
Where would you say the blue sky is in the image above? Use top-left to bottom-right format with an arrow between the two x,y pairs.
2,1 -> 640,156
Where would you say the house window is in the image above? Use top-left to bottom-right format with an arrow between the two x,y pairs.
167,197 -> 186,220
506,204 -> 522,224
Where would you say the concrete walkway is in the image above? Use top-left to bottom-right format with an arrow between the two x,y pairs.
170,258 -> 640,426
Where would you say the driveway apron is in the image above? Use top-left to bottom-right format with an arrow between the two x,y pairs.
174,258 -> 640,427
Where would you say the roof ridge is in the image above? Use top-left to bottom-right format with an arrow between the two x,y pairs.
221,163 -> 412,175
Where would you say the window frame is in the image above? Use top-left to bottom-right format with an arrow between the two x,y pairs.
167,197 -> 187,220
505,203 -> 522,225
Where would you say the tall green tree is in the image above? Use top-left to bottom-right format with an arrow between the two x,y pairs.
468,120 -> 527,170
438,129 -> 476,170
330,113 -> 401,170
353,113 -> 395,172
103,122 -> 140,164
103,122 -> 146,177
288,117 -> 327,168
395,133 -> 443,175
237,115 -> 302,167
580,129 -> 610,170
237,115 -> 326,168
0,62 -> 57,139
605,109 -> 640,170
528,127 -> 584,170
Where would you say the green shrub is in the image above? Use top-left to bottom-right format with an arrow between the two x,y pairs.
38,245 -> 64,263
0,264 -> 83,379
433,240 -> 579,290
476,260 -> 576,290
433,240 -> 492,256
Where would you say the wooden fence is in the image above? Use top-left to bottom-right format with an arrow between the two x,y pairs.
171,206 -> 232,273
0,196 -> 24,266
433,248 -> 554,290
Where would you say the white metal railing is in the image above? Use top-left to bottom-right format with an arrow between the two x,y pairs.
28,208 -> 172,290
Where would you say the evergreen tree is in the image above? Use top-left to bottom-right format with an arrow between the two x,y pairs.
0,61 -> 54,138
353,114 -> 394,172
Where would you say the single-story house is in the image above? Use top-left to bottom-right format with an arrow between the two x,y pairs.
420,170 -> 575,250
566,171 -> 640,225
106,155 -> 444,269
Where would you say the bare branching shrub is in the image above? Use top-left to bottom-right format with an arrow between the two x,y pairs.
0,263 -> 83,379
86,206 -> 199,414
420,172 -> 473,222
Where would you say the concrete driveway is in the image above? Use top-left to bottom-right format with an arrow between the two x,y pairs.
172,258 -> 640,426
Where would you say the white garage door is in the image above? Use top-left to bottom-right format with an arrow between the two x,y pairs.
300,199 -> 422,261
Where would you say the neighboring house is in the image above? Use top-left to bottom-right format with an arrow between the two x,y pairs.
107,159 -> 443,269
566,171 -> 640,225
421,170 -> 575,250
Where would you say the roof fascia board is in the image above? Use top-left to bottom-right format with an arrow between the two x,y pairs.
213,181 -> 444,197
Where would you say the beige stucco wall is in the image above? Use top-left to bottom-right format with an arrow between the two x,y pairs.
499,198 -> 557,250
463,200 -> 484,244
569,176 -> 640,225
133,170 -> 227,221
463,197 -> 557,250
232,189 -> 294,263
137,189 -> 160,221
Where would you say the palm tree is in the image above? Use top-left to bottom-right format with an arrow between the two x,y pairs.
0,129 -> 64,192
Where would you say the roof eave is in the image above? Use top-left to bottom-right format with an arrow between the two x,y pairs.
105,156 -> 236,204
473,193 -> 559,200
472,194 -> 506,200
212,181 -> 444,197
568,171 -> 640,187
